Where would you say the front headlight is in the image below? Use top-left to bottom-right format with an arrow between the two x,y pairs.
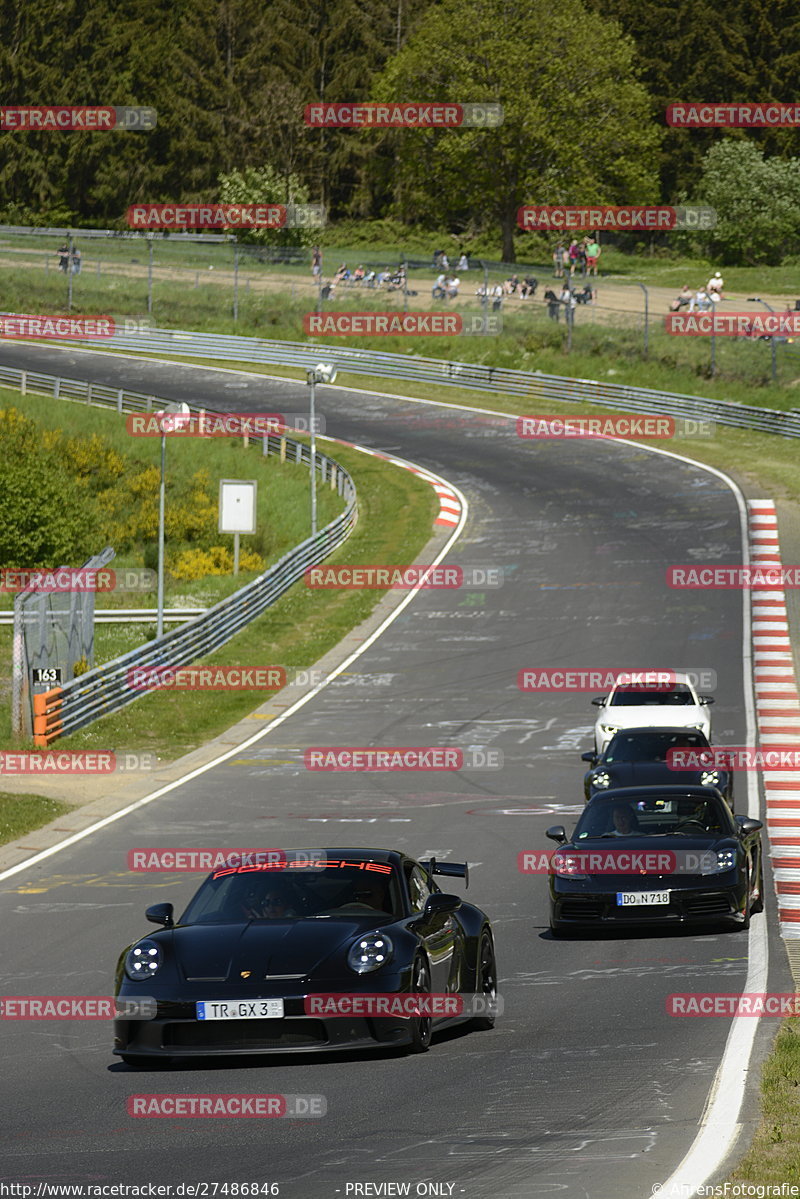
600,724 -> 619,736
552,851 -> 588,880
125,940 -> 163,980
698,849 -> 737,875
700,770 -> 720,787
591,771 -> 612,789
347,933 -> 394,974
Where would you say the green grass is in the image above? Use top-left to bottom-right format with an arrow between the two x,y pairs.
0,422 -> 437,760
727,1017 -> 800,1186
0,792 -> 74,845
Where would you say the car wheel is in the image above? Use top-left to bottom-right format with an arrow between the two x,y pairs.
471,931 -> 497,1031
406,958 -> 433,1054
739,866 -> 752,931
549,912 -> 568,938
751,857 -> 765,915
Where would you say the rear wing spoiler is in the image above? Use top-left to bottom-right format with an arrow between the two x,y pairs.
420,857 -> 469,888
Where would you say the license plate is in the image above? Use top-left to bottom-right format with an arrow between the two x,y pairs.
616,891 -> 670,906
196,999 -> 284,1020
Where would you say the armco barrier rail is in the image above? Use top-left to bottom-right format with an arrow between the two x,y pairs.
72,326 -> 800,439
0,369 -> 357,743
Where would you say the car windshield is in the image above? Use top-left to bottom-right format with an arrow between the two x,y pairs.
603,731 -> 709,763
179,862 -> 404,924
574,795 -> 732,840
610,684 -> 695,706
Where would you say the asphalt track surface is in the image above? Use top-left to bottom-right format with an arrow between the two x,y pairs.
0,344 -> 790,1198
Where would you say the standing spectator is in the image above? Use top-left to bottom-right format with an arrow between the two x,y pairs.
577,239 -> 588,277
559,283 -> 576,315
71,246 -> 82,275
440,253 -> 449,272
553,243 -> 565,278
57,242 -> 70,273
567,240 -> 580,277
311,246 -> 322,278
457,252 -> 469,271
585,237 -> 600,276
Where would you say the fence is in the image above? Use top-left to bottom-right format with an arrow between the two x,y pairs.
0,369 -> 357,743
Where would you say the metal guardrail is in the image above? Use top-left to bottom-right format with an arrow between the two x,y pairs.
0,608 -> 204,625
76,326 -> 800,440
0,365 -> 358,742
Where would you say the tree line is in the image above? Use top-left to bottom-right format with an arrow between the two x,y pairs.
0,0 -> 798,263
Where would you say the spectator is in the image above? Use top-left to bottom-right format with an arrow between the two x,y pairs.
440,253 -> 450,272
543,288 -> 561,321
520,276 -> 538,298
363,269 -> 376,288
707,271 -> 724,298
57,242 -> 70,273
690,288 -> 711,313
669,284 -> 694,312
559,283 -> 576,316
433,248 -> 444,269
585,237 -> 600,277
432,272 -> 449,299
352,264 -> 365,284
447,276 -> 460,299
311,246 -> 322,278
71,246 -> 82,275
457,252 -> 469,271
553,243 -> 565,278
567,240 -> 580,276
333,263 -> 349,285
504,274 -> 519,295
577,239 -> 588,277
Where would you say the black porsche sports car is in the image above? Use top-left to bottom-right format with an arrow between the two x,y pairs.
546,786 -> 763,935
113,848 -> 497,1064
581,728 -> 733,806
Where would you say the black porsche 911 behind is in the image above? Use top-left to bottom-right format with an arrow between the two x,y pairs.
581,728 -> 733,806
113,848 -> 497,1065
546,786 -> 763,935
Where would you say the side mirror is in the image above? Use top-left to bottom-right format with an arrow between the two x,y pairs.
146,902 -> 174,928
581,751 -> 598,764
736,818 -> 763,835
699,696 -> 715,705
546,825 -> 567,844
591,697 -> 607,707
423,893 -> 462,918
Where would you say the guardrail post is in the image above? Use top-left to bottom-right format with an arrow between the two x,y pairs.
21,371 -> 26,395
87,383 -> 92,405
262,434 -> 269,457
54,378 -> 60,399
280,437 -> 286,462
117,389 -> 123,413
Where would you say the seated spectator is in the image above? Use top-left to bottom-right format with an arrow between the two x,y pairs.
504,274 -> 519,295
363,269 -> 376,288
447,276 -> 460,298
457,252 -> 469,271
333,263 -> 349,285
574,284 -> 595,304
520,276 -> 538,298
707,271 -> 724,297
691,288 -> 712,312
432,272 -> 449,299
670,284 -> 693,312
475,282 -> 488,298
352,264 -> 365,283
